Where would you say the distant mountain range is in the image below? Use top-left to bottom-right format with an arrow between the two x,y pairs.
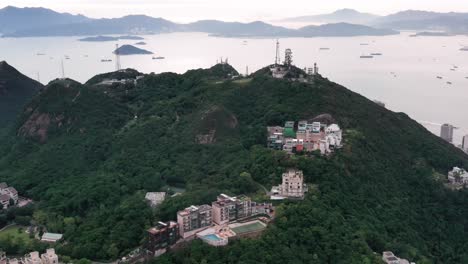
0,6 -> 397,38
371,10 -> 468,33
279,8 -> 380,25
282,9 -> 468,34
0,6 -> 90,34
0,61 -> 43,125
2,6 -> 468,37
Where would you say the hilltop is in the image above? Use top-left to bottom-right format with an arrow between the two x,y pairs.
0,64 -> 467,263
279,8 -> 380,25
0,61 -> 43,125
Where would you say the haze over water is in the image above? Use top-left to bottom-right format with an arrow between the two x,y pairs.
1,32 -> 467,143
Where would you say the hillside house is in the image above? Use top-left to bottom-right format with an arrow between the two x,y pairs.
267,121 -> 343,155
382,251 -> 415,264
271,169 -> 308,200
145,192 -> 166,208
0,183 -> 18,209
448,167 -> 468,186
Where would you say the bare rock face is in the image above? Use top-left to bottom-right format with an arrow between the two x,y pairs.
195,106 -> 238,144
18,111 -> 51,143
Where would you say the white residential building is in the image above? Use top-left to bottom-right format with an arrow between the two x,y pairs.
145,192 -> 166,208
271,169 -> 308,199
448,167 -> 468,185
0,183 -> 18,205
382,251 -> 415,264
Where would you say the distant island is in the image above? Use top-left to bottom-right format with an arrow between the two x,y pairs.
79,35 -> 144,42
114,44 -> 153,55
410,31 -> 454,37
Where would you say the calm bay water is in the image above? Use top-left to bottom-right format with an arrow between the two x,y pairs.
1,32 -> 467,144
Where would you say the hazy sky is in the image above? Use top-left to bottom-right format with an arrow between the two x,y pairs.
2,0 -> 468,22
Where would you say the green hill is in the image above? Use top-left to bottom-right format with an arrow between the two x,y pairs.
0,64 -> 467,263
0,61 -> 43,126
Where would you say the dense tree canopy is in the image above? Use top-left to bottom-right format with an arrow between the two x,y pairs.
0,64 -> 467,263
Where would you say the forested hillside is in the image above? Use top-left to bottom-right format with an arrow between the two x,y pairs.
0,64 -> 467,263
0,61 -> 43,125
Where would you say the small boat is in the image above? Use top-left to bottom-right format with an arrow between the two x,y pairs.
447,82 -> 452,85
450,68 -> 456,71
437,76 -> 443,79
360,43 -> 369,46
101,59 -> 112,62
152,56 -> 165,60
465,77 -> 468,79
453,66 -> 458,69
370,53 -> 383,56
36,53 -> 45,56
319,47 -> 330,50
360,55 -> 374,59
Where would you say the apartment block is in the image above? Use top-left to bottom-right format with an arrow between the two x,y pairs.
211,194 -> 252,225
146,221 -> 179,256
177,204 -> 212,238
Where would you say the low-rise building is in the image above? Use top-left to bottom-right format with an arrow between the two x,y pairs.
266,121 -> 342,155
145,192 -> 166,208
23,252 -> 41,264
0,183 -> 18,206
448,167 -> 468,185
382,251 -> 415,264
41,233 -> 63,243
146,221 -> 179,257
271,169 -> 308,199
0,194 -> 10,209
40,249 -> 58,264
177,204 -> 212,238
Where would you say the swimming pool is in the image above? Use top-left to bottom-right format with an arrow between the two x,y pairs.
203,234 -> 222,241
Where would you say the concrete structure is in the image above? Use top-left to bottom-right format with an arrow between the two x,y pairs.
145,192 -> 166,208
211,194 -> 252,225
440,123 -> 454,143
0,194 -> 10,209
23,252 -> 41,264
0,249 -> 58,264
40,249 -> 58,264
462,135 -> 468,153
146,221 -> 179,257
41,233 -> 63,243
448,167 -> 468,185
271,169 -> 308,199
177,204 -> 212,238
0,183 -> 18,207
382,251 -> 415,264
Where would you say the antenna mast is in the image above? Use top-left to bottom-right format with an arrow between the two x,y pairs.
275,39 -> 280,65
60,59 -> 65,79
115,44 -> 121,71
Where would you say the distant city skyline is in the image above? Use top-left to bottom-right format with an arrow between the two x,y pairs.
2,0 -> 468,22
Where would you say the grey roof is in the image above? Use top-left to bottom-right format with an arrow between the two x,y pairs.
0,183 -> 7,189
0,194 -> 10,201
